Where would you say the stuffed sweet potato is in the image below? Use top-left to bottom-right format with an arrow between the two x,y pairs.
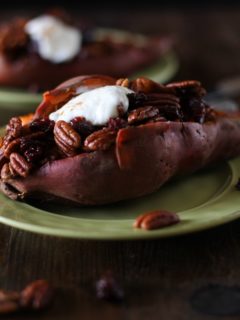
0,75 -> 240,205
0,12 -> 170,91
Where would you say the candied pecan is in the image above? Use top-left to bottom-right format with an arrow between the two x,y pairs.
0,280 -> 53,315
3,117 -> 22,147
20,280 -> 53,310
0,291 -> 20,302
128,106 -> 159,124
0,19 -> 29,59
6,117 -> 22,138
1,163 -> 14,180
130,77 -> 175,94
133,210 -> 180,230
3,138 -> 21,158
54,121 -> 81,156
84,129 -> 117,151
167,80 -> 201,89
116,78 -> 130,87
107,117 -> 127,130
9,153 -> 31,177
167,80 -> 206,98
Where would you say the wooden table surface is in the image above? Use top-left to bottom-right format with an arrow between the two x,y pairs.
1,6 -> 240,320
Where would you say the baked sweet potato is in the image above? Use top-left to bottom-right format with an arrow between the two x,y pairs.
0,76 -> 240,205
0,15 -> 170,91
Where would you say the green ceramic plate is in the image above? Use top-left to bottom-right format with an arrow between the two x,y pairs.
0,156 -> 239,239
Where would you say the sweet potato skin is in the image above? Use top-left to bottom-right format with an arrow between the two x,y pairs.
3,116 -> 240,205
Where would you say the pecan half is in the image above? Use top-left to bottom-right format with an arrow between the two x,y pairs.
0,280 -> 54,315
128,106 -> 159,124
166,80 -> 201,89
3,138 -> 20,158
116,78 -> 130,88
1,163 -> 14,180
130,77 -> 175,94
20,280 -> 53,310
84,129 -> 117,151
166,80 -> 206,97
133,210 -> 180,230
54,121 -> 81,156
9,153 -> 31,177
3,117 -> 22,149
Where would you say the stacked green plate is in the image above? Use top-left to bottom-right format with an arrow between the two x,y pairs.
0,155 -> 239,239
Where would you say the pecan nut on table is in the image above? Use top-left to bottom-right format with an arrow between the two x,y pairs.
0,75 -> 240,206
0,280 -> 53,315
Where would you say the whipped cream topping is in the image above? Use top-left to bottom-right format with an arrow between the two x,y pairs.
25,15 -> 82,63
49,85 -> 134,125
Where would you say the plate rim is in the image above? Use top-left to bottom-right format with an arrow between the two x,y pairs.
0,157 -> 239,240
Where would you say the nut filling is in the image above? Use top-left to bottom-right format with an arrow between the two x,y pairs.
0,77 -> 215,180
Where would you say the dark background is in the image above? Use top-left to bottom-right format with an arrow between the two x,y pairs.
1,1 -> 240,10
1,3 -> 240,320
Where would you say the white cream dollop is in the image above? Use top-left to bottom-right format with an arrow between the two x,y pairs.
49,85 -> 134,125
24,15 -> 82,63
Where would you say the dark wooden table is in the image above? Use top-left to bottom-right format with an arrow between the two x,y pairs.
1,6 -> 240,319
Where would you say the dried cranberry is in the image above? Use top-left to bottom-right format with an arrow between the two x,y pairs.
19,138 -> 30,152
158,105 -> 182,121
19,137 -> 44,162
70,117 -> 95,139
186,98 -> 207,123
107,117 -> 127,131
24,142 -> 44,163
95,272 -> 124,303
30,119 -> 54,134
127,93 -> 147,110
